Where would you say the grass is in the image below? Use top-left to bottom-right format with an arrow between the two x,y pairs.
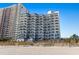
0,39 -> 79,47
0,41 -> 34,46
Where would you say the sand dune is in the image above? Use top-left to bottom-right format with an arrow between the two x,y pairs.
0,46 -> 79,55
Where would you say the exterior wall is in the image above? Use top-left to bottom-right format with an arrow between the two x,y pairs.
1,8 -> 11,38
0,4 -> 17,39
54,11 -> 60,39
44,15 -> 50,39
47,11 -> 60,39
27,14 -> 36,40
0,3 -> 60,41
9,5 -> 17,39
0,9 -> 4,38
15,3 -> 29,40
35,15 -> 44,40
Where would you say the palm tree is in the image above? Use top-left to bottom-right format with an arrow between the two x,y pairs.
70,34 -> 79,46
70,34 -> 79,39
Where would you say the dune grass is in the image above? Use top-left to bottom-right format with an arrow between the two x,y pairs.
0,38 -> 79,47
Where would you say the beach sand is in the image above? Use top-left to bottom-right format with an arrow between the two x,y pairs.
0,46 -> 79,55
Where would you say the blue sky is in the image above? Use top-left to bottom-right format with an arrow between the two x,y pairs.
0,3 -> 79,38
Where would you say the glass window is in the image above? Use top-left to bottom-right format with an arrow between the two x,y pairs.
56,28 -> 59,30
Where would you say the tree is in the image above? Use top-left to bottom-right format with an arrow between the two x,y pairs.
69,34 -> 79,45
70,34 -> 79,39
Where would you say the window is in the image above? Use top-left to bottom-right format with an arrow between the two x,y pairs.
51,23 -> 54,24
56,25 -> 59,27
24,31 -> 26,33
56,31 -> 59,33
25,18 -> 27,19
55,23 -> 59,24
51,34 -> 54,36
55,15 -> 58,16
55,20 -> 58,22
55,37 -> 60,39
52,31 -> 54,33
24,21 -> 27,22
55,17 -> 58,19
52,28 -> 54,30
56,28 -> 59,30
21,6 -> 23,8
21,21 -> 23,22
55,34 -> 59,36
52,20 -> 54,22
52,18 -> 54,19
24,23 -> 26,25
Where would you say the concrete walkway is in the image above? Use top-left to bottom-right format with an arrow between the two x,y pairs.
0,46 -> 79,55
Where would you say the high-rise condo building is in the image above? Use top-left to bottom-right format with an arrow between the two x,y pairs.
0,3 -> 60,41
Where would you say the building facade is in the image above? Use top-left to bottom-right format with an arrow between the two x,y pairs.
0,4 -> 17,39
0,3 -> 60,41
